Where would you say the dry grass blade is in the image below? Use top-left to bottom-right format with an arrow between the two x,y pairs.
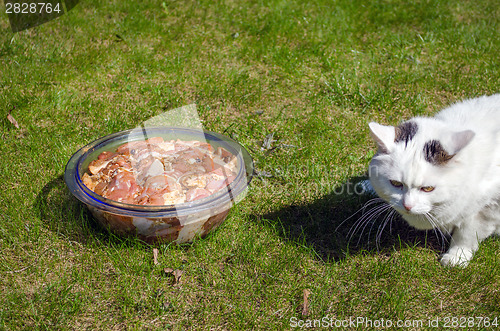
153,248 -> 159,265
5,266 -> 29,274
302,289 -> 311,316
7,108 -> 20,129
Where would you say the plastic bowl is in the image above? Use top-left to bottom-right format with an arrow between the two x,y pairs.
64,127 -> 253,243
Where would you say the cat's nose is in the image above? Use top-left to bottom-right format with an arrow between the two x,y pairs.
403,202 -> 413,211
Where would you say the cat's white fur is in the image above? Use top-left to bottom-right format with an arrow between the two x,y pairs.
368,94 -> 500,267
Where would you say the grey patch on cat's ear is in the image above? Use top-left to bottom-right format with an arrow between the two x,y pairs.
423,140 -> 455,165
394,121 -> 418,147
369,122 -> 395,154
450,130 -> 475,154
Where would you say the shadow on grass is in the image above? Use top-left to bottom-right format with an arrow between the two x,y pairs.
36,174 -> 448,259
254,175 -> 448,262
34,174 -> 147,247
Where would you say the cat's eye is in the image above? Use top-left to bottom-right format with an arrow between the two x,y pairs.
421,186 -> 435,192
389,180 -> 403,188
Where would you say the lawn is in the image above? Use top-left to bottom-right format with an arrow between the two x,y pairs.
1,0 -> 499,329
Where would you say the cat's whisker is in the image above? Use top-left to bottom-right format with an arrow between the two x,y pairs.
338,192 -> 455,255
348,202 -> 393,247
337,198 -> 383,239
360,198 -> 386,212
375,209 -> 398,250
366,203 -> 397,248
423,212 -> 450,253
380,207 -> 400,247
335,197 -> 386,232
349,203 -> 389,238
422,213 -> 441,248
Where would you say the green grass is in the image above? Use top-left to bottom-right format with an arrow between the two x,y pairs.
1,0 -> 499,329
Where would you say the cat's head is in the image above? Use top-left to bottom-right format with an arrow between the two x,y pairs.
368,118 -> 475,229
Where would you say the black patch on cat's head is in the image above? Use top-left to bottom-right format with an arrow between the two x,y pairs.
395,121 -> 418,147
423,140 -> 455,165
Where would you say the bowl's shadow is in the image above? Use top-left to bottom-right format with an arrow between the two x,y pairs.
34,175 -> 123,245
253,176 -> 448,262
34,175 -> 224,247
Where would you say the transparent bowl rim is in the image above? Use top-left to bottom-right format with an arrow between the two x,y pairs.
64,127 -> 254,218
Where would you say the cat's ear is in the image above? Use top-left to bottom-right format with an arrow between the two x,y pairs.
369,122 -> 395,154
449,130 -> 475,154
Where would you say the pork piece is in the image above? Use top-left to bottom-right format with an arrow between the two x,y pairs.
162,190 -> 186,204
106,170 -> 141,203
179,172 -> 208,189
83,137 -> 238,205
88,159 -> 111,175
82,172 -> 97,191
186,188 -> 212,202
206,175 -> 236,193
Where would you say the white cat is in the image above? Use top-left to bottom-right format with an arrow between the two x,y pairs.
368,94 -> 500,267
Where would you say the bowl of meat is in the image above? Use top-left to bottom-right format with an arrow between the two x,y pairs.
64,127 -> 253,243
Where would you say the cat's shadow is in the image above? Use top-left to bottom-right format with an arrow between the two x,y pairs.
252,175 -> 448,262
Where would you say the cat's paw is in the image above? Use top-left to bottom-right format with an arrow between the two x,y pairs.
440,248 -> 473,267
